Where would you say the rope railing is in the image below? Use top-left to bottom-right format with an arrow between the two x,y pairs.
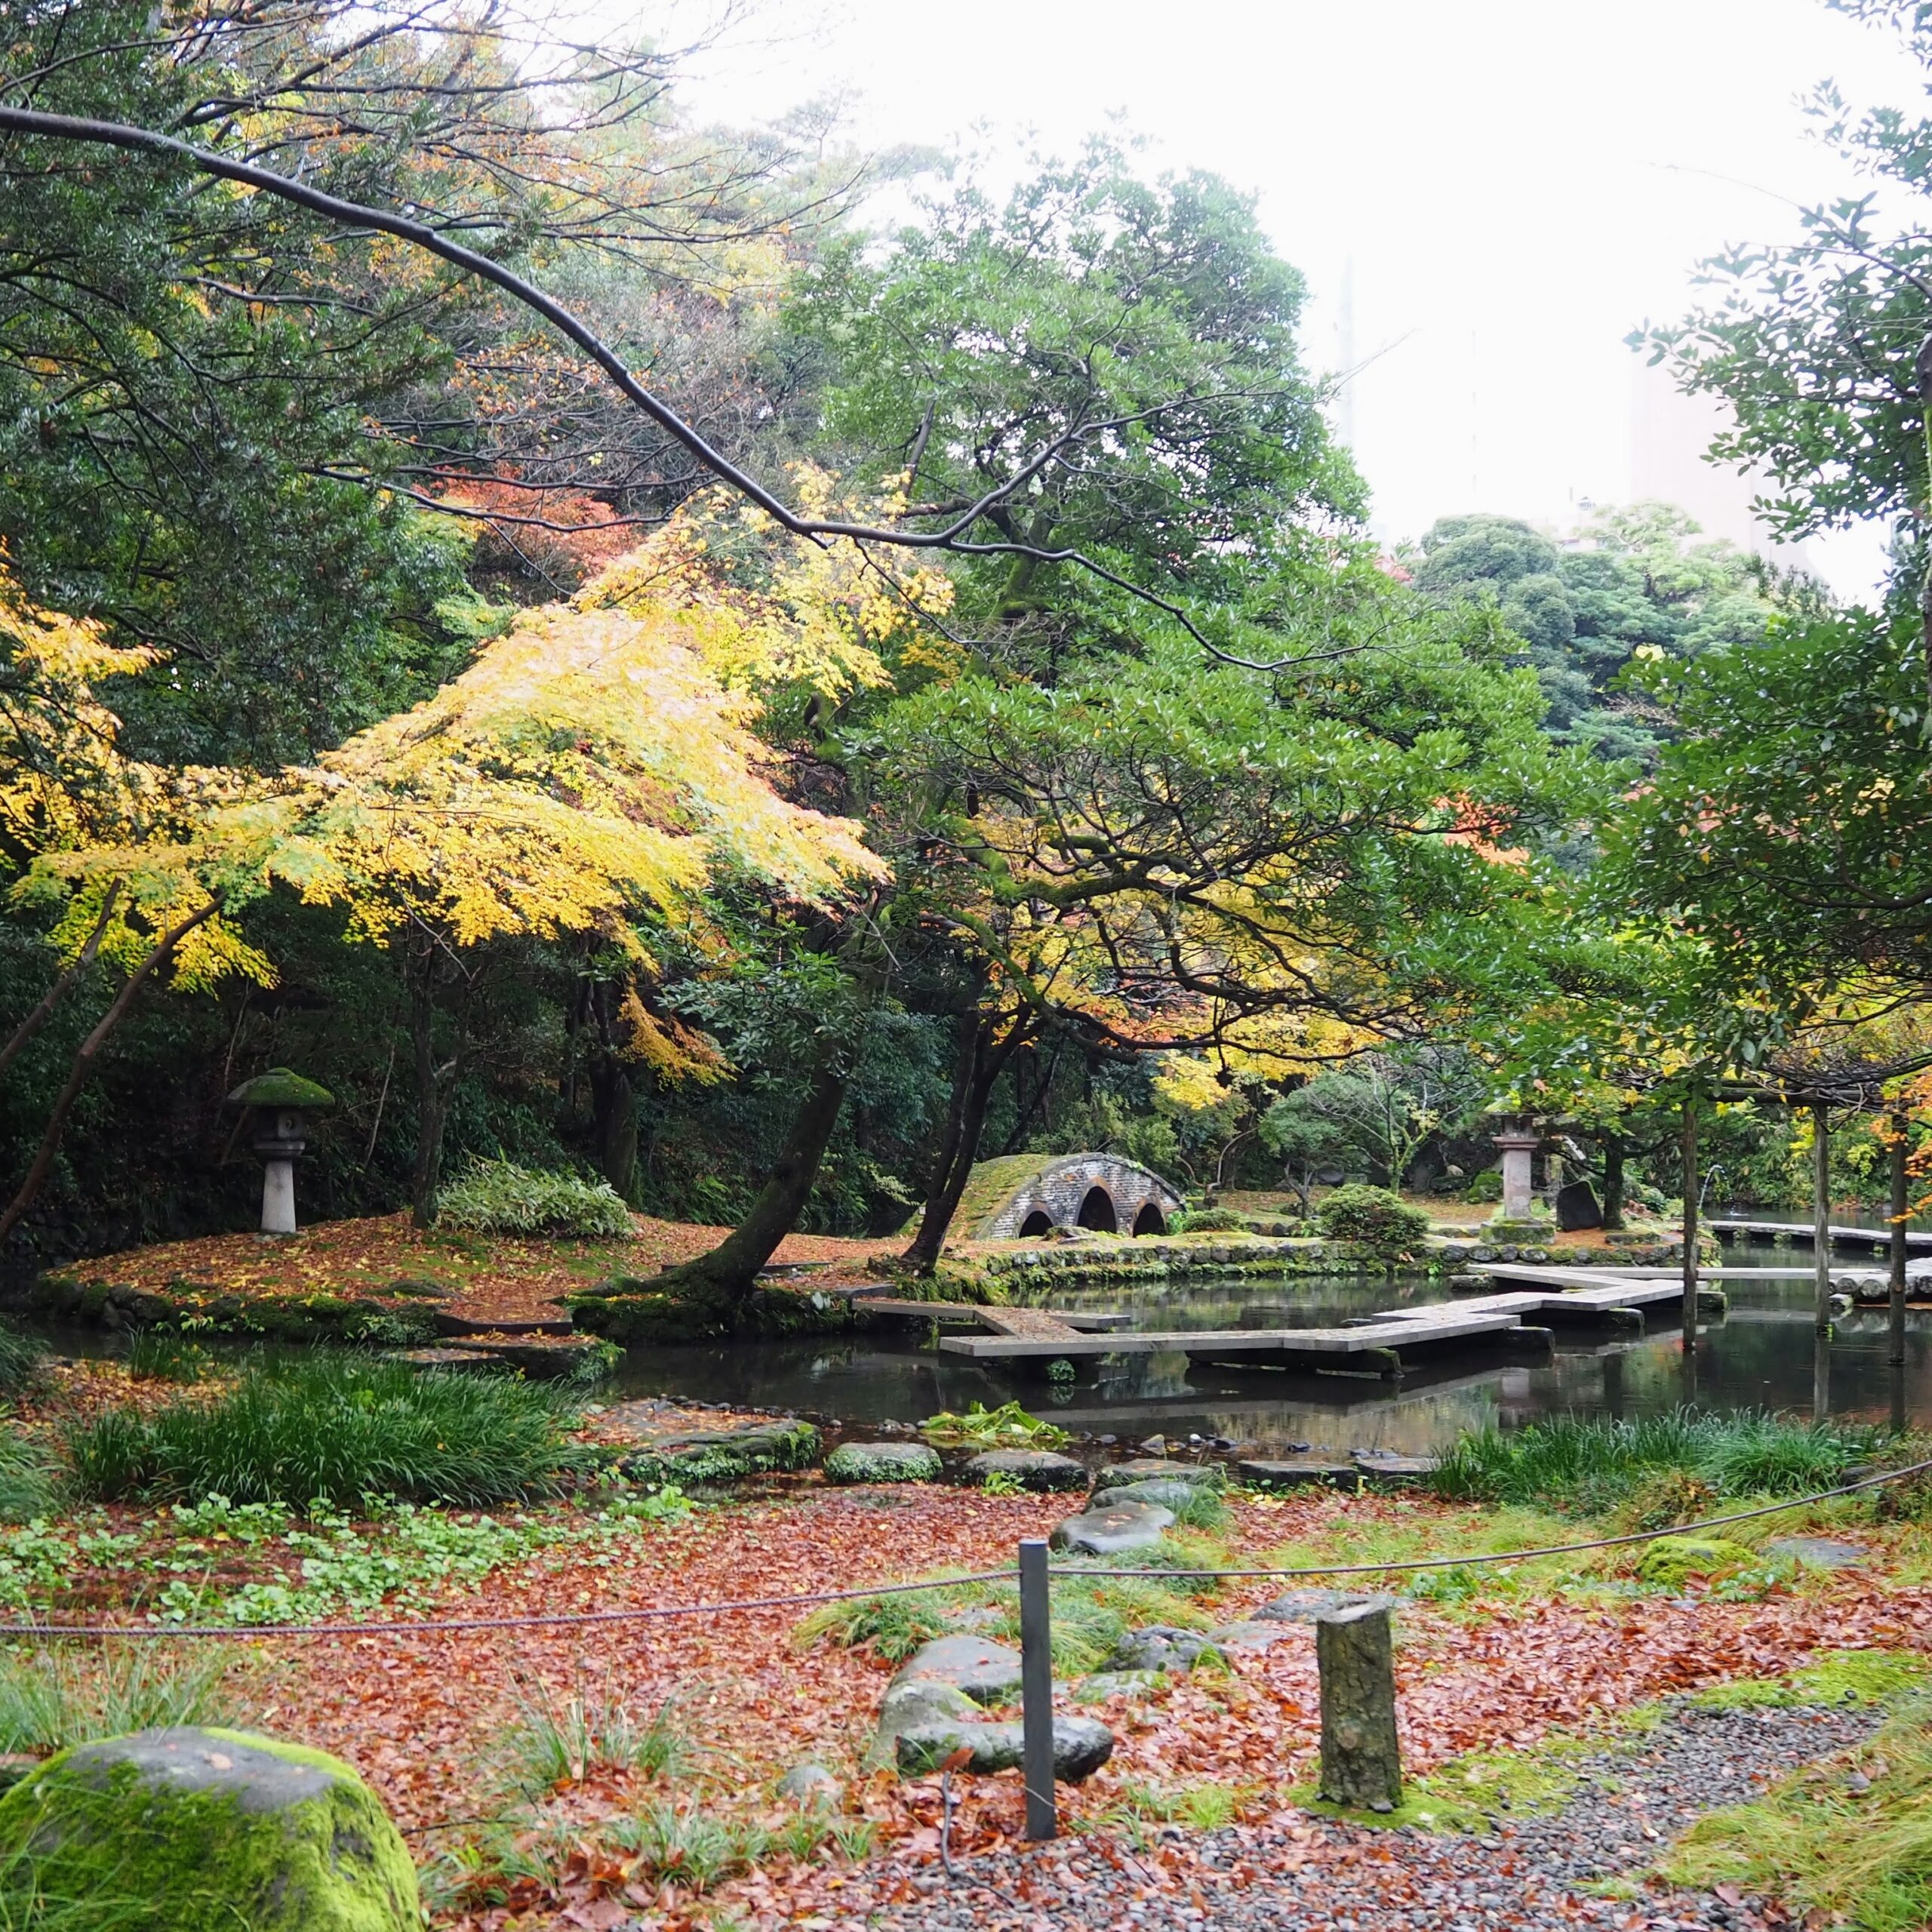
4,1456 -> 1924,1642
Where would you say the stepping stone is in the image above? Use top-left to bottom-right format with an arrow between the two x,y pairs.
1208,1620 -> 1300,1655
1049,1500 -> 1174,1556
775,1762 -> 841,1802
1767,1536 -> 1865,1570
1236,1460 -> 1355,1489
1103,1624 -> 1218,1673
891,1636 -> 1024,1706
1092,1460 -> 1221,1493
963,1449 -> 1087,1492
894,1715 -> 1115,1782
866,1680 -> 982,1770
1072,1670 -> 1164,1704
1352,1452 -> 1439,1485
383,1347 -> 497,1373
1253,1588 -> 1395,1624
824,1441 -> 943,1484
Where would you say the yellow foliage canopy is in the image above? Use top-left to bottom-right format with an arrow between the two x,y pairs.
262,576 -> 886,951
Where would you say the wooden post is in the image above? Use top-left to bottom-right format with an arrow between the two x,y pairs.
1316,1601 -> 1400,1812
1017,1538 -> 1056,1841
1680,1089 -> 1700,1353
1890,1112 -> 1909,1371
1813,1100 -> 1834,1337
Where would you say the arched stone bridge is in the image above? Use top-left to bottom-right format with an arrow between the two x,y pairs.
955,1152 -> 1185,1240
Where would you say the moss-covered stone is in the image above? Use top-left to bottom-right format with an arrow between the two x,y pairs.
1636,1535 -> 1759,1588
824,1441 -> 943,1484
226,1068 -> 337,1110
618,1417 -> 823,1484
0,1725 -> 416,1930
568,1280 -> 860,1343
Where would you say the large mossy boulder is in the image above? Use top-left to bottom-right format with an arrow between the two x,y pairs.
1636,1535 -> 1758,1588
0,1726 -> 416,1930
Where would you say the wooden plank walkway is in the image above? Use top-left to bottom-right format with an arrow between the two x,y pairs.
1709,1217 -> 1932,1251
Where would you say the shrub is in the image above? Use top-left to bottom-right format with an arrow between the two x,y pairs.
437,1158 -> 634,1238
1315,1184 -> 1432,1258
1172,1207 -> 1249,1234
66,1355 -> 581,1509
1463,1168 -> 1503,1203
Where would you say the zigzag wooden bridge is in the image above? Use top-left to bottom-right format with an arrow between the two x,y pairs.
902,1268 -> 1727,1381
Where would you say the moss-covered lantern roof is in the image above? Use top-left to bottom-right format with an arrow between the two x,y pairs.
227,1068 -> 336,1109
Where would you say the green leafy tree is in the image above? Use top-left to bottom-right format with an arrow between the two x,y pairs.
1407,506 -> 1776,760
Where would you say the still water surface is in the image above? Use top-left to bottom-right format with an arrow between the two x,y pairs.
611,1238 -> 1932,1457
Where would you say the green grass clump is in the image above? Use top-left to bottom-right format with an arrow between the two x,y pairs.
437,1158 -> 634,1238
0,1329 -> 42,1400
502,1682 -> 688,1791
1659,1699 -> 1932,1930
0,1436 -> 55,1527
66,1355 -> 580,1509
1429,1408 -> 1878,1515
0,1644 -> 245,1755
792,1585 -> 961,1662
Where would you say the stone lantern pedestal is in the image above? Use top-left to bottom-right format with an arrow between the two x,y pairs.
226,1069 -> 335,1235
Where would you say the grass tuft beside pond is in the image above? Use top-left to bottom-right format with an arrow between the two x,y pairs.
1429,1408 -> 1879,1515
65,1355 -> 583,1509
0,1644 -> 247,1756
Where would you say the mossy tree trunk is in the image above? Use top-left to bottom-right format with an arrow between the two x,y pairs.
903,1014 -> 1034,1275
648,1048 -> 854,1317
1601,1127 -> 1626,1232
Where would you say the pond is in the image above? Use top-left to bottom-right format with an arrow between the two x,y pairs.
608,1235 -> 1932,1457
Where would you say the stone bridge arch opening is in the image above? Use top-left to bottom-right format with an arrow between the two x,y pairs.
1076,1186 -> 1118,1232
1132,1201 -> 1168,1235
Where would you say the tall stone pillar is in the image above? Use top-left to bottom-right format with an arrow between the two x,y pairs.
1493,1128 -> 1540,1221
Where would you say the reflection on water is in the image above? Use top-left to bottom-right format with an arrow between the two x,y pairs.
612,1238 -> 1932,1457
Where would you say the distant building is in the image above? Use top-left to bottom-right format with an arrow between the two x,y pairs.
1629,354 -> 1810,567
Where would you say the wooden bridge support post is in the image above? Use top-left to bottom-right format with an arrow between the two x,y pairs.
1316,1601 -> 1401,1812
1890,1113 -> 1909,1371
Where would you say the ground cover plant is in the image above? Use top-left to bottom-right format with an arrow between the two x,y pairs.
435,1160 -> 635,1239
917,1402 -> 1071,1450
65,1355 -> 584,1509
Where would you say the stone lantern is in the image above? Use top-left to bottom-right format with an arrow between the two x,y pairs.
226,1068 -> 334,1235
1490,1117 -> 1542,1224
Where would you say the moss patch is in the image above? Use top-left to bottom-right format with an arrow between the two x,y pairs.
0,1726 -> 417,1930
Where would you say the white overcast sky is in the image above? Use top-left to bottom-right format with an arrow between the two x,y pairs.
657,0 -> 1926,596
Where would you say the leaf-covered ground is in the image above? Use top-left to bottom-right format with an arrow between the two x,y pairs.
49,1212 -> 895,1327
4,1436 -> 1921,1931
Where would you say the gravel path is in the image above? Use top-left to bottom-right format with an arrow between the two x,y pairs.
807,1700 -> 1881,1932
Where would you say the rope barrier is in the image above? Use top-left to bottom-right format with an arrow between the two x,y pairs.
3,1457 -> 1925,1642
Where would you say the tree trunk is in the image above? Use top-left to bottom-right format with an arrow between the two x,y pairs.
0,882 -> 121,1082
652,1045 -> 854,1312
408,966 -> 447,1232
0,900 -> 216,1245
1601,1128 -> 1626,1232
905,1021 -> 1020,1275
